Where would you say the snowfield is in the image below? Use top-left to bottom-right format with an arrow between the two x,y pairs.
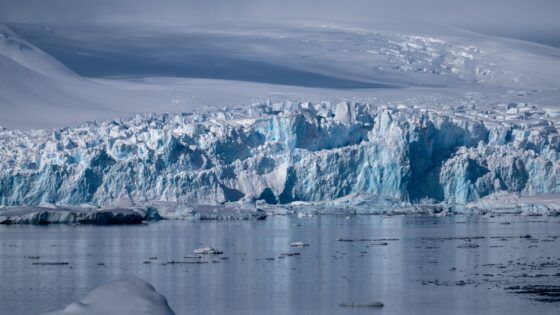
2,20 -> 560,129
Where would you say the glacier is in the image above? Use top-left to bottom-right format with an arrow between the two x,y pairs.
1,100 -> 559,212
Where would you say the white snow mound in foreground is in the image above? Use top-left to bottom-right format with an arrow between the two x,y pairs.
44,278 -> 176,315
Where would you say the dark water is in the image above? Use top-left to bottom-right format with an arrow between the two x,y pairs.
1,216 -> 559,315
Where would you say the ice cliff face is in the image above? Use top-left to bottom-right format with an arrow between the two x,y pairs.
1,101 -> 559,207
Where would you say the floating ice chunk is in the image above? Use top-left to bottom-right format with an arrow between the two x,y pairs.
193,247 -> 223,255
296,212 -> 315,218
290,241 -> 309,247
339,301 -> 384,308
191,205 -> 267,220
0,206 -> 149,225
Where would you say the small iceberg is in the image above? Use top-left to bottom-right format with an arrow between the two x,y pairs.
290,241 -> 310,247
0,205 -> 154,225
191,204 -> 267,220
339,301 -> 384,308
193,247 -> 224,255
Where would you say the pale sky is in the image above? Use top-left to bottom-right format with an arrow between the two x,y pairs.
0,0 -> 559,46
0,0 -> 557,28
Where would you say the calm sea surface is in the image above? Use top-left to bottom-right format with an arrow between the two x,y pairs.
1,215 -> 559,315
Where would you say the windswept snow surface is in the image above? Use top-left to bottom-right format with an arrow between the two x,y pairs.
9,21 -> 560,90
0,24 -> 77,80
1,20 -> 560,129
43,279 -> 176,315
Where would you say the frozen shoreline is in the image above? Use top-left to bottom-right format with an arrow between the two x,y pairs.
2,192 -> 559,225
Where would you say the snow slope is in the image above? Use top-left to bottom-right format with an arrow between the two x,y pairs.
11,21 -> 560,90
2,20 -> 560,129
0,24 -> 120,128
0,24 -> 77,80
0,23 -> 242,129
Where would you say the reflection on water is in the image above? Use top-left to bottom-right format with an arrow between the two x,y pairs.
1,216 -> 559,315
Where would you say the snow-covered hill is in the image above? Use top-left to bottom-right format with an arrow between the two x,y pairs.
2,20 -> 560,129
0,23 -> 216,129
10,21 -> 560,89
0,24 -> 78,80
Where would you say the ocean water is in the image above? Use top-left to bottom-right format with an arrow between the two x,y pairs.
1,215 -> 559,315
